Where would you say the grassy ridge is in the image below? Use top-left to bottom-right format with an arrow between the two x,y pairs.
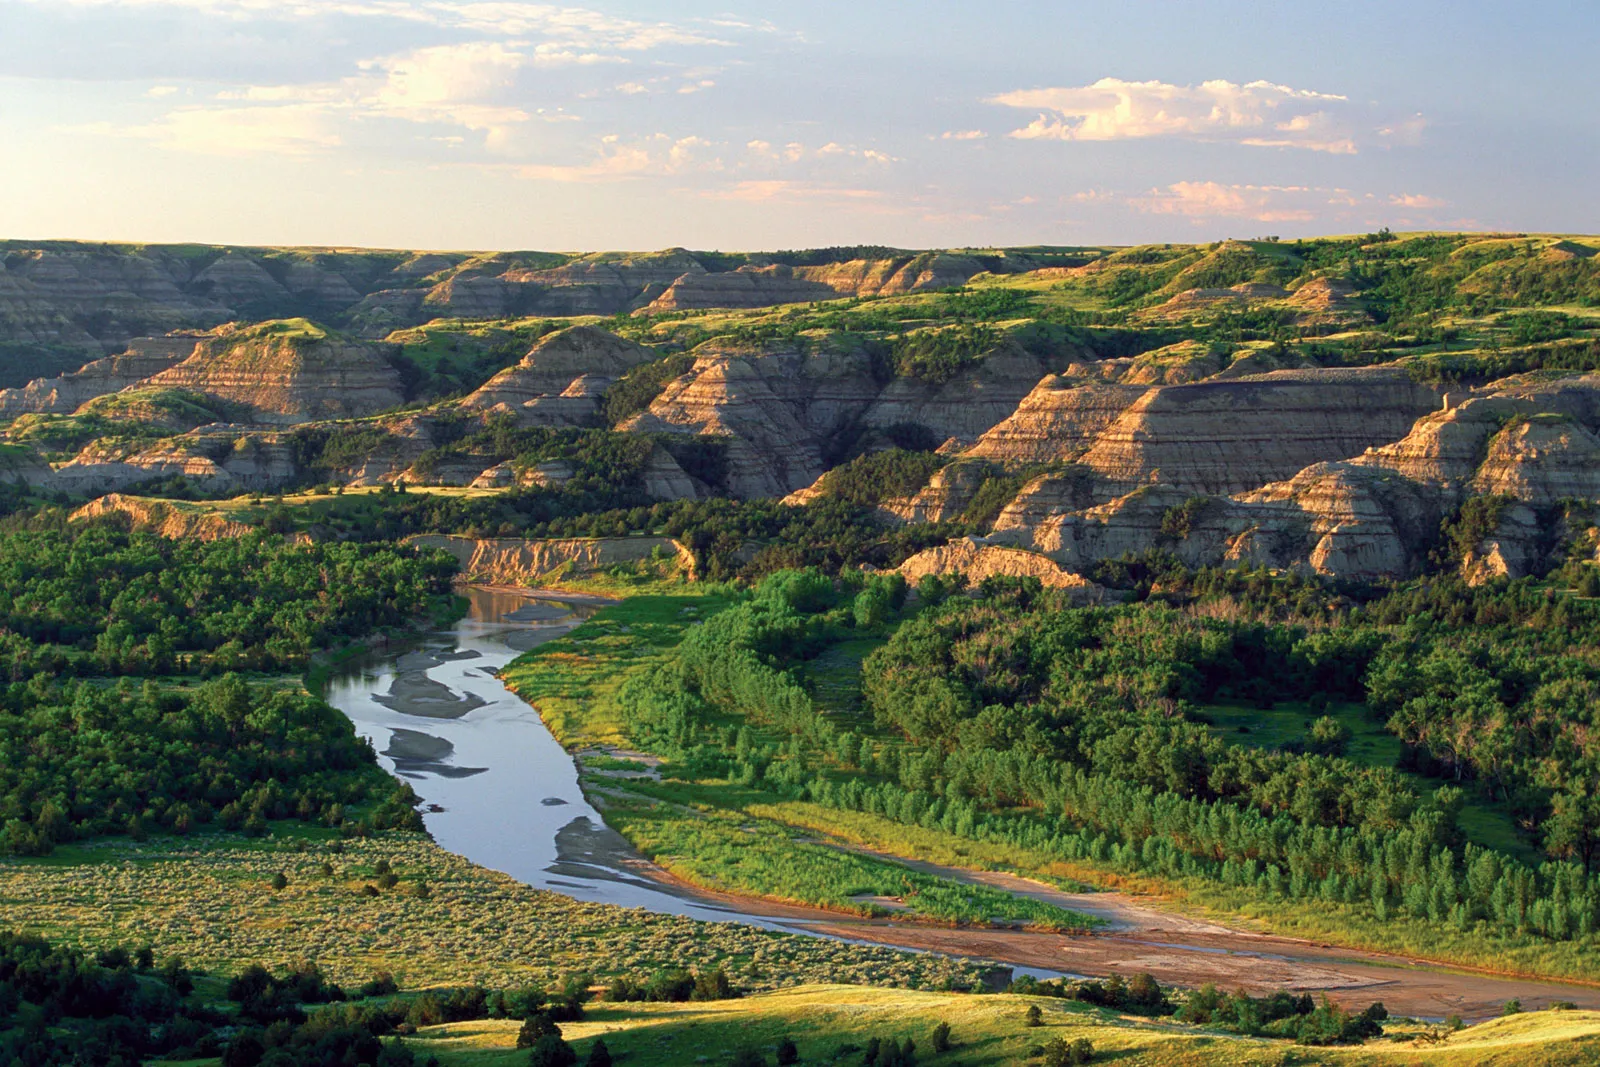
500,592 -> 735,746
412,986 -> 1600,1067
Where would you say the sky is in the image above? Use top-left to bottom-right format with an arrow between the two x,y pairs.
1,0 -> 1595,251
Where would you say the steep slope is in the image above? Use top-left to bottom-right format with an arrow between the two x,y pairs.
70,493 -> 257,541
644,252 -> 988,312
461,324 -> 659,426
0,248 -> 225,357
0,334 -> 202,416
47,425 -> 300,495
619,333 -> 1045,497
860,339 -> 1050,444
140,319 -> 404,424
621,340 -> 847,497
1079,367 -> 1444,496
967,376 -> 1146,465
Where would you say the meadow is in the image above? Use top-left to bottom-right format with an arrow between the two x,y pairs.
409,986 -> 1600,1067
0,831 -> 990,993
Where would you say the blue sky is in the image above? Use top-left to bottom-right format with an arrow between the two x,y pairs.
1,0 -> 1594,250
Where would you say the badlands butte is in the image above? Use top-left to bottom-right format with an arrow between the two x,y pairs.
4,231 -> 1600,588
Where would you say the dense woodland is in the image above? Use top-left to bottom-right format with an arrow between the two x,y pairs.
0,525 -> 455,853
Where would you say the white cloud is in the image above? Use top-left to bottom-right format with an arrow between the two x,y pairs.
518,133 -> 721,182
367,41 -> 525,113
1042,180 -> 1453,227
705,180 -> 888,206
127,38 -> 600,156
1129,181 -> 1321,222
1377,115 -> 1428,146
1390,193 -> 1447,209
90,103 -> 342,156
146,85 -> 179,98
939,129 -> 987,141
991,77 -> 1360,154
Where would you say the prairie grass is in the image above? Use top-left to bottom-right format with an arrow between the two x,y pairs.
409,985 -> 1600,1067
593,780 -> 1097,930
0,832 -> 987,992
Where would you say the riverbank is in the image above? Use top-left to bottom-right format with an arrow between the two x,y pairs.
494,587 -> 1600,1019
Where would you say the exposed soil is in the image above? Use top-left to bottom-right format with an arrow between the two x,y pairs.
628,860 -> 1600,1021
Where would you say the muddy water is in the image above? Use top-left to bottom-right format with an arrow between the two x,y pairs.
323,587 -> 857,934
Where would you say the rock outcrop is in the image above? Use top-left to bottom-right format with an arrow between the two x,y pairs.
1353,376 -> 1600,503
407,535 -> 695,583
622,338 -> 882,497
884,460 -> 991,523
639,445 -> 705,500
74,387 -> 231,432
461,325 -> 658,426
1080,367 -> 1444,496
0,243 -> 1001,359
860,340 -> 1051,445
987,462 -> 1443,583
0,249 -> 225,356
1235,463 -> 1442,580
1471,415 -> 1600,505
0,334 -> 202,415
617,333 -> 1054,497
644,264 -> 839,312
46,425 -> 301,495
140,320 -> 404,424
897,538 -> 1109,602
968,377 -> 1146,465
1460,504 -> 1544,586
643,253 -> 989,313
70,493 -> 256,541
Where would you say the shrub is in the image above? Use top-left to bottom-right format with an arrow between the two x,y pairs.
527,1032 -> 578,1067
1042,1037 -> 1095,1066
517,1013 -> 560,1049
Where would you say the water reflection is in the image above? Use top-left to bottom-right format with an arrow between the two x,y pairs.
322,587 -> 807,928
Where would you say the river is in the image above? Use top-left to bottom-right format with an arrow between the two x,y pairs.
322,585 -> 810,929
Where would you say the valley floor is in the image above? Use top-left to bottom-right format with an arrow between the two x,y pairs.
564,806 -> 1600,1022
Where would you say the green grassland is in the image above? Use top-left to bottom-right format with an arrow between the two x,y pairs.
591,778 -> 1096,930
411,986 -> 1600,1067
502,592 -> 737,746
